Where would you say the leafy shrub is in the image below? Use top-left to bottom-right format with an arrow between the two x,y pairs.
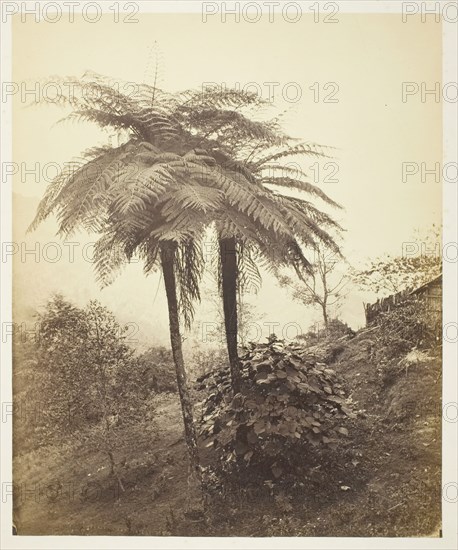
14,295 -> 152,465
197,337 -> 354,482
137,347 -> 177,393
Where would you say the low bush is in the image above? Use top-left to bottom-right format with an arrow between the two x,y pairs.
325,319 -> 356,339
197,337 -> 354,483
299,319 -> 356,342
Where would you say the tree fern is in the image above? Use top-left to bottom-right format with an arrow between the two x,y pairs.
30,71 -> 343,351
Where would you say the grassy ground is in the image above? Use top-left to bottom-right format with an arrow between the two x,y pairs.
13,329 -> 441,536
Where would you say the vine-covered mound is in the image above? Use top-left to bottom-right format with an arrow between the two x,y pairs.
197,338 -> 355,480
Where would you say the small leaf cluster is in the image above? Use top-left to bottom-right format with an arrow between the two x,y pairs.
197,338 -> 354,480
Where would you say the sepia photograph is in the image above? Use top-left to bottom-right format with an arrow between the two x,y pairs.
1,1 -> 457,548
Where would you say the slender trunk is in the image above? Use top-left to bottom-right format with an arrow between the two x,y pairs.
160,245 -> 200,479
319,252 -> 329,329
322,301 -> 329,328
219,237 -> 241,393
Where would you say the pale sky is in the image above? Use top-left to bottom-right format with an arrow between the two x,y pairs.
12,13 -> 442,346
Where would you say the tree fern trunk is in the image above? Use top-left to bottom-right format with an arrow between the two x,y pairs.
219,237 -> 242,393
160,245 -> 201,479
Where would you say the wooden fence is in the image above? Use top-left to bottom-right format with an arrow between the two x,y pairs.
364,275 -> 442,325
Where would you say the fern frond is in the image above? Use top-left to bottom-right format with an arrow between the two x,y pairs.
238,242 -> 262,294
250,142 -> 333,169
93,231 -> 128,287
162,185 -> 223,214
174,238 -> 205,330
262,176 -> 341,208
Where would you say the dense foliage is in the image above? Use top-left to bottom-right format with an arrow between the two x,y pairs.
137,346 -> 177,393
14,296 -> 153,462
197,337 -> 354,481
373,298 -> 441,357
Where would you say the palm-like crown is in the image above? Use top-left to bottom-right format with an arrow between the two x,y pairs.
30,73 -> 342,326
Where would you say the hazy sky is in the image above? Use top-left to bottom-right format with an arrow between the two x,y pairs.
12,12 -> 442,345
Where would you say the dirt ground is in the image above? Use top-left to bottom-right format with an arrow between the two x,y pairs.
13,331 -> 442,537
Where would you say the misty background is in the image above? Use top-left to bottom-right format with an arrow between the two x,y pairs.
11,13 -> 442,349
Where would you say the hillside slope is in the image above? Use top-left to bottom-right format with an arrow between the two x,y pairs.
13,321 -> 441,536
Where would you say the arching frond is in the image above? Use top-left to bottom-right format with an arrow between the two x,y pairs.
93,231 -> 128,287
262,176 -> 341,208
174,239 -> 205,330
237,242 -> 262,294
250,142 -> 334,169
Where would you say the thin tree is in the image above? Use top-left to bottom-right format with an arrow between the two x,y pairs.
278,241 -> 348,327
